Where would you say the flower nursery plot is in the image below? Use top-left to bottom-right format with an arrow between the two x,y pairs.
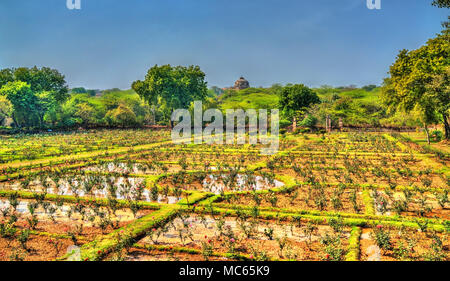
0,130 -> 170,164
218,184 -> 366,214
0,129 -> 448,261
122,247 -> 236,261
136,214 -> 351,261
2,0 -> 449,267
360,226 -> 449,261
158,171 -> 284,194
0,233 -> 74,261
372,189 -> 450,220
0,196 -> 157,260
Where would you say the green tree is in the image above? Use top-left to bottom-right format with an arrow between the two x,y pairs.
71,87 -> 87,94
0,81 -> 40,127
0,95 -> 12,126
209,86 -> 224,96
106,104 -> 138,127
71,87 -> 97,96
279,84 -> 320,128
381,31 -> 449,143
132,64 -> 207,127
300,114 -> 318,129
10,67 -> 69,103
362,85 -> 378,92
0,66 -> 69,128
74,102 -> 97,127
0,69 -> 14,86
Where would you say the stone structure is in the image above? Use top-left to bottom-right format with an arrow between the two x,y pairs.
233,77 -> 250,90
224,77 -> 250,91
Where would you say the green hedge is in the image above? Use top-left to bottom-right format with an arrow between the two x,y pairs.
345,227 -> 362,261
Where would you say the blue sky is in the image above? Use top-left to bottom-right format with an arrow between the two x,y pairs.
0,0 -> 447,90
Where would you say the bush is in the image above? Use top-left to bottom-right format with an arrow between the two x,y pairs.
300,115 -> 318,129
279,119 -> 291,129
106,104 -> 139,127
371,225 -> 392,252
430,130 -> 443,142
362,85 -> 378,92
294,127 -> 311,134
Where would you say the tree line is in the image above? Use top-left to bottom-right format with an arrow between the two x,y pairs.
0,1 -> 447,141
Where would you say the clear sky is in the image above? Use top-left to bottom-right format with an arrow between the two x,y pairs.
0,0 -> 447,90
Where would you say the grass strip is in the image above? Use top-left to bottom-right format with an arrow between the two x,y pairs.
68,205 -> 181,261
133,243 -> 255,261
345,227 -> 362,261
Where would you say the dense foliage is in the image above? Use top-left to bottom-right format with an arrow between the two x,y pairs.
0,1 -> 447,134
0,67 -> 69,128
381,29 -> 449,142
59,89 -> 153,128
132,64 -> 208,127
279,84 -> 320,125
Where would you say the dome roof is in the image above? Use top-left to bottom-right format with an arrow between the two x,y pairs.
233,77 -> 250,90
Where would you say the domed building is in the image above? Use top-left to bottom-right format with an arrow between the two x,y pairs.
222,77 -> 251,91
233,77 -> 250,90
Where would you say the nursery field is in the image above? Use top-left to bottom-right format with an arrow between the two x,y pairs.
0,129 -> 448,261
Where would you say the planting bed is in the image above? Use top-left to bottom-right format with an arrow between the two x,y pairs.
137,214 -> 351,261
0,129 -> 448,261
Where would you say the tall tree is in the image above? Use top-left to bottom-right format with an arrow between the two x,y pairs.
6,67 -> 69,103
381,31 -> 449,143
0,82 -> 40,127
132,64 -> 207,127
279,84 -> 320,129
0,66 -> 69,128
0,95 -> 12,126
